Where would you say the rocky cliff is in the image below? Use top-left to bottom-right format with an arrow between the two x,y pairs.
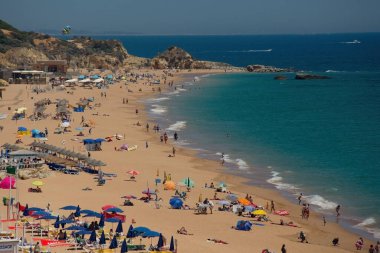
0,19 -> 129,70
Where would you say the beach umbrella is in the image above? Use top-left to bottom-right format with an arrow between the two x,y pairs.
32,180 -> 44,187
75,230 -> 92,235
142,189 -> 156,195
244,205 -> 255,212
142,231 -> 160,238
219,182 -> 227,188
226,194 -> 238,202
54,215 -> 60,229
37,215 -> 57,220
74,205 -> 81,217
106,218 -> 121,223
126,225 -> 134,238
105,207 -> 124,213
80,209 -> 96,215
31,211 -> 50,217
89,230 -> 97,243
163,181 -> 176,190
102,204 -> 117,211
116,220 -> 123,234
252,209 -> 267,216
65,225 -> 86,231
0,176 -> 16,189
169,197 -> 183,209
84,212 -> 102,218
180,177 -> 194,188
121,238 -> 128,253
99,214 -> 105,227
218,200 -> 231,206
60,205 -> 78,211
99,230 -> 106,245
127,170 -> 140,176
59,219 -> 75,224
238,198 -> 250,206
157,233 -> 164,249
28,207 -> 44,212
109,235 -> 118,249
133,226 -> 150,236
169,236 -> 175,252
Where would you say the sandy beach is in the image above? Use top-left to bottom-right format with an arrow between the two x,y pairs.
0,68 -> 374,253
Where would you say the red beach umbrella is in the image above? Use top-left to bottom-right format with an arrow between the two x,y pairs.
127,170 -> 140,176
101,205 -> 116,211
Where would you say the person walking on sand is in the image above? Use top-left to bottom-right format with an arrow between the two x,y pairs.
146,123 -> 149,132
146,141 -> 148,149
323,216 -> 327,226
270,200 -> 275,213
172,147 -> 176,157
281,244 -> 287,253
298,193 -> 303,205
164,132 -> 168,144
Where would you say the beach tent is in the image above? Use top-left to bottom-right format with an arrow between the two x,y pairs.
235,220 -> 252,231
169,197 -> 183,209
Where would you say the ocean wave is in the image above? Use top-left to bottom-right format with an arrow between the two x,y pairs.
354,217 -> 376,228
150,104 -> 167,115
236,158 -> 249,170
177,88 -> 187,92
326,70 -> 341,73
303,194 -> 337,210
146,97 -> 170,103
267,171 -> 299,191
166,90 -> 180,95
167,121 -> 187,131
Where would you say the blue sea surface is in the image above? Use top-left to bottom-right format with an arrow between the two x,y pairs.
94,34 -> 380,238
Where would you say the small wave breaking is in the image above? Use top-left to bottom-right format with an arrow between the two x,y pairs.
267,171 -> 299,191
150,104 -> 167,115
167,121 -> 187,131
303,195 -> 338,210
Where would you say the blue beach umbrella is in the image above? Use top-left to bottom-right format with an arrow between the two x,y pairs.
133,226 -> 150,236
89,230 -> 97,243
84,212 -> 102,218
59,219 -> 75,224
116,220 -> 123,233
37,215 -> 57,220
99,230 -> 106,245
32,211 -> 50,217
142,231 -> 160,238
226,194 -> 238,202
106,218 -> 121,223
28,207 -> 44,212
109,235 -> 118,249
170,236 -> 175,252
65,225 -> 85,231
74,205 -> 81,217
99,214 -> 105,227
121,238 -> 128,253
75,230 -> 92,235
218,200 -> 231,206
54,215 -> 60,229
157,233 -> 164,248
126,225 -> 134,238
60,205 -> 78,210
105,207 -> 124,213
80,209 -> 96,215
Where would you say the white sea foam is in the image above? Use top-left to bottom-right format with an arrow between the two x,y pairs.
177,88 -> 187,92
150,104 -> 167,115
303,194 -> 338,210
167,121 -> 187,131
267,171 -> 299,191
146,97 -> 170,103
236,159 -> 249,170
166,90 -> 180,95
326,70 -> 340,73
354,217 -> 376,228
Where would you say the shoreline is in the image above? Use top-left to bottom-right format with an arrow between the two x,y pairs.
141,71 -> 378,246
0,68 -> 375,252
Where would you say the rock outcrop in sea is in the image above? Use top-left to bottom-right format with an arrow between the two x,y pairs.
295,73 -> 331,80
246,64 -> 291,73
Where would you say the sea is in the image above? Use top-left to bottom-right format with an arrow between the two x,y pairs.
92,34 -> 380,239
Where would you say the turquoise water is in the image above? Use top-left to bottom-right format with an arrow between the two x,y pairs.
90,34 -> 380,238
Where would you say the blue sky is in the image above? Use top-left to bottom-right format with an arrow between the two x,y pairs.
1,0 -> 380,35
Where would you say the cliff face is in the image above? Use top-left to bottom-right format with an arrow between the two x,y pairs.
151,46 -> 230,69
0,19 -> 129,70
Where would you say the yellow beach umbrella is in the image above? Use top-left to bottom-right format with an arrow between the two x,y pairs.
252,209 -> 267,216
164,181 -> 176,190
32,180 -> 44,187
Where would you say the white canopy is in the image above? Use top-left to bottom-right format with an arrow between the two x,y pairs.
65,78 -> 78,83
93,78 -> 104,83
79,78 -> 91,83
